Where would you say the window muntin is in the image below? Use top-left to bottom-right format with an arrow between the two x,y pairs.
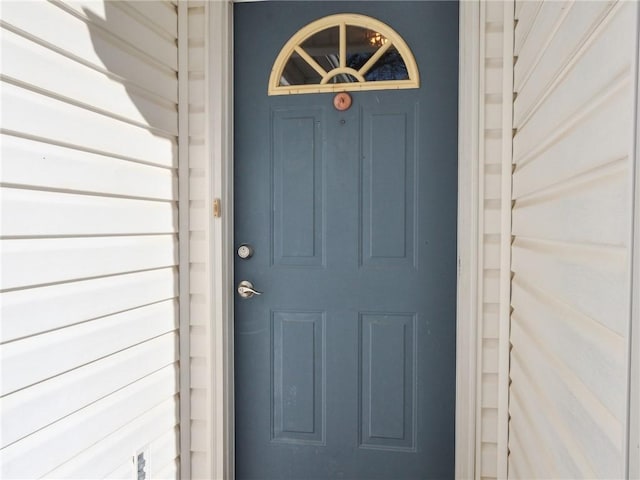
269,14 -> 419,95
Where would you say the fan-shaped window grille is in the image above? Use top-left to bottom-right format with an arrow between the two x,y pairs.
269,14 -> 420,95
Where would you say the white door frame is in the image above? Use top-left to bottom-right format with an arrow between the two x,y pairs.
205,2 -> 482,478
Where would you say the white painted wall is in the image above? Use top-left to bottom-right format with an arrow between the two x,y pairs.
1,1 -> 182,477
509,1 -> 639,477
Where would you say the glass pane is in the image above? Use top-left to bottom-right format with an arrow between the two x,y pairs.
328,74 -> 359,84
280,26 -> 339,86
347,45 -> 409,82
279,24 -> 409,87
346,26 -> 386,56
346,26 -> 408,82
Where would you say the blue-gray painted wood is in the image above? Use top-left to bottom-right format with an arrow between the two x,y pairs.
234,2 -> 458,478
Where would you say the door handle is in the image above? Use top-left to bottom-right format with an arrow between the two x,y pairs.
237,280 -> 263,299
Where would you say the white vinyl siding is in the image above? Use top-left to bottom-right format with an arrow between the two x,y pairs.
475,2 -> 513,478
187,2 -> 234,478
1,1 -> 181,477
509,1 -> 638,477
186,2 -> 212,478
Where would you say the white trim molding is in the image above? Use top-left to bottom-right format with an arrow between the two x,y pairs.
207,1 -> 235,478
627,3 -> 640,477
177,2 -> 191,478
497,1 -> 515,477
455,2 -> 480,478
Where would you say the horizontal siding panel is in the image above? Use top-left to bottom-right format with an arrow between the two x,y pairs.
190,391 -> 208,422
483,270 -> 500,303
189,327 -> 208,358
190,357 -> 208,389
0,0 -> 177,102
189,211 -> 208,236
485,1 -> 504,23
481,408 -> 498,443
188,44 -> 205,72
190,234 -> 208,263
510,323 -> 622,478
483,206 -> 501,235
509,375 -> 582,479
484,102 -> 503,130
509,2 -> 636,478
105,460 -> 133,479
1,268 -> 177,343
191,452 -> 208,479
188,144 -> 206,169
188,4 -> 209,478
480,442 -> 498,478
512,279 -> 627,423
187,6 -> 205,38
46,411 -> 178,479
1,333 -> 178,447
484,171 -> 502,201
484,65 -> 503,95
515,72 -> 630,169
1,1 -> 181,477
514,2 -> 632,128
514,1 -> 541,54
509,389 -> 554,479
189,294 -> 209,328
478,6 -> 508,477
189,174 -> 207,200
0,299 -> 178,395
190,419 -> 208,452
484,136 -> 502,164
485,30 -> 505,59
508,421 -> 537,479
1,28 -> 177,135
482,338 -> 499,374
482,373 -> 499,408
2,82 -> 176,167
1,135 -> 176,200
1,188 -> 177,237
127,1 -> 178,38
189,78 -> 205,111
482,307 -> 500,339
514,3 -> 633,141
189,265 -> 207,295
0,235 -> 177,290
149,430 -> 181,479
512,163 -> 629,245
511,238 -> 628,335
189,111 -> 206,137
513,1 -> 571,93
483,239 -> 501,269
54,0 -> 178,70
155,458 -> 180,480
512,87 -> 630,198
0,366 -> 178,479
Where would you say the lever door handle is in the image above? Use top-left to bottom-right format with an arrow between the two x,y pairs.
237,280 -> 262,298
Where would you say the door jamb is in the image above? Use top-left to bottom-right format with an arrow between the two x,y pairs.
208,1 -> 235,479
207,2 -> 481,478
456,2 -> 480,478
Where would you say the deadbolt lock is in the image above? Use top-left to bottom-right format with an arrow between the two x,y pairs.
237,244 -> 254,259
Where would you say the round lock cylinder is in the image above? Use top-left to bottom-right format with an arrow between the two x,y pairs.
237,244 -> 254,259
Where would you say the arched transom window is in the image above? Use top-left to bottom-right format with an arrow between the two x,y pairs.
268,14 -> 420,95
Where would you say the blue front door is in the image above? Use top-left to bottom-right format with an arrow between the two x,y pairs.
234,2 -> 458,478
